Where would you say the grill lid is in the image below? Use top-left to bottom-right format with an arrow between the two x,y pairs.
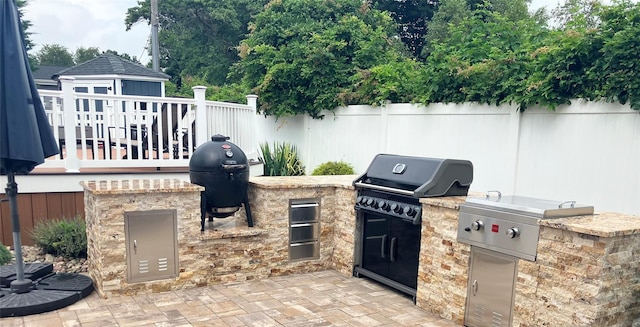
354,154 -> 473,197
463,192 -> 594,218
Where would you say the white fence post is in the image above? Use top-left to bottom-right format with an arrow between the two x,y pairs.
192,86 -> 208,147
60,77 -> 79,172
246,95 -> 259,159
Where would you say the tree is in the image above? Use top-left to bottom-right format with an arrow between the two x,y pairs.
371,0 -> 439,58
418,6 -> 547,108
237,0 -> 406,118
551,0 -> 602,29
422,0 -> 532,57
16,0 -> 34,52
103,50 -> 140,64
74,47 -> 101,64
125,0 -> 268,87
35,44 -> 74,66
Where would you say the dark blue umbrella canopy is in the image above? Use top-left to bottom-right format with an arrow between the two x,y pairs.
0,0 -> 59,175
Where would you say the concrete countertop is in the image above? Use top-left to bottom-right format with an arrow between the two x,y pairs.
249,175 -> 358,190
80,178 -> 203,194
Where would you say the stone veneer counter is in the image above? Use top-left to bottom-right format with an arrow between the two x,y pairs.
417,195 -> 640,326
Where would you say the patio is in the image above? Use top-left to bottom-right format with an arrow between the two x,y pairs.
1,270 -> 457,327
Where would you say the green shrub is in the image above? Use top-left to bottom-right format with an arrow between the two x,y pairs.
31,216 -> 87,258
259,142 -> 305,176
312,161 -> 355,175
0,245 -> 12,265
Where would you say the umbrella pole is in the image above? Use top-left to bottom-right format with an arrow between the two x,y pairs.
5,171 -> 32,293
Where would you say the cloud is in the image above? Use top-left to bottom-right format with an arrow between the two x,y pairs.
23,0 -> 150,64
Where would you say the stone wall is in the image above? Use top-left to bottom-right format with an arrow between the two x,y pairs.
85,178 -> 356,298
415,197 -> 469,325
84,185 -> 202,297
514,226 -> 640,327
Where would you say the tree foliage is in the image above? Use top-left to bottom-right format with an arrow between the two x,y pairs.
125,0 -> 268,87
74,47 -> 101,64
35,44 -> 75,66
237,0 -> 405,118
371,0 -> 439,58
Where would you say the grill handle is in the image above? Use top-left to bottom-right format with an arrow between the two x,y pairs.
354,182 -> 414,196
221,164 -> 247,171
381,234 -> 387,259
390,237 -> 397,262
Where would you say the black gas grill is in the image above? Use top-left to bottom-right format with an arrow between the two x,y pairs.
352,154 -> 473,299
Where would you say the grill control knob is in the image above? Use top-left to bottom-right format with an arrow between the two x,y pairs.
471,220 -> 484,231
359,196 -> 368,205
357,196 -> 364,204
379,201 -> 390,211
507,227 -> 520,239
370,200 -> 379,209
366,198 -> 374,206
392,204 -> 404,214
405,206 -> 416,217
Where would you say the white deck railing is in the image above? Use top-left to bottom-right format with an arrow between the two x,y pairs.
38,79 -> 259,172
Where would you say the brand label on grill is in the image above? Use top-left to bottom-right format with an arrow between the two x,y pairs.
392,163 -> 406,174
491,224 -> 499,233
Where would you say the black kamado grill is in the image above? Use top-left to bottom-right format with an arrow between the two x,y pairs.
189,134 -> 253,231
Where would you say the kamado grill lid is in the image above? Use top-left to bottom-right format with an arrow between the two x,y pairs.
354,154 -> 473,197
464,191 -> 594,219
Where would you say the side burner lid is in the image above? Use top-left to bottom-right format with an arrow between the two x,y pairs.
464,192 -> 594,218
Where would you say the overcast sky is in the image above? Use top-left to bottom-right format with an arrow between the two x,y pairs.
20,0 -> 609,66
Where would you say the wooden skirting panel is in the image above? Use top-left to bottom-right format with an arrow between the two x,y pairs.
0,192 -> 84,247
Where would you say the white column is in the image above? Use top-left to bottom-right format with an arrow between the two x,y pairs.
245,95 -> 259,160
192,86 -> 208,147
60,77 -> 79,172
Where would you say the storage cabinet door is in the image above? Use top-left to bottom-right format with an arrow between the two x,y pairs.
465,247 -> 517,327
125,210 -> 178,283
361,214 -> 390,278
387,218 -> 421,289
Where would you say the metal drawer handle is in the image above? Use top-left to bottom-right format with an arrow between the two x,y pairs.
472,280 -> 478,296
558,201 -> 576,208
485,190 -> 502,201
291,203 -> 319,208
291,223 -> 313,228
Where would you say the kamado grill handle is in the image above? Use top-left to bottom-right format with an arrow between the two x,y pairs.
222,164 -> 247,171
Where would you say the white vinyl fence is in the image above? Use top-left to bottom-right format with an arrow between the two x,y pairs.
256,101 -> 640,216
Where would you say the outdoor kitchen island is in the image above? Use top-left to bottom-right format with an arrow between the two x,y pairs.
82,177 -> 639,327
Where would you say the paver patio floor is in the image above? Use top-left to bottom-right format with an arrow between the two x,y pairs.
2,270 -> 458,327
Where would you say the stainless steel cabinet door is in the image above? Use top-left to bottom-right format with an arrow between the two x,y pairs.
465,247 -> 517,327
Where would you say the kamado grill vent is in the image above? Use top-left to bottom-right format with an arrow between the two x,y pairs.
189,134 -> 253,231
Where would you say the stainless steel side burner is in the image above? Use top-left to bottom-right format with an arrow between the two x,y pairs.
457,191 -> 594,261
457,191 -> 594,327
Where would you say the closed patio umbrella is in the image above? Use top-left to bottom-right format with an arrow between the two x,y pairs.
0,0 -> 94,318
0,0 -> 59,293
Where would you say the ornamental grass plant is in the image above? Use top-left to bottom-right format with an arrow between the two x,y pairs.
259,142 -> 305,176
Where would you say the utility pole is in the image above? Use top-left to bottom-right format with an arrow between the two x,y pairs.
151,0 -> 160,72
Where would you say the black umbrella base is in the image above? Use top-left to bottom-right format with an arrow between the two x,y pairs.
0,264 -> 94,317
0,262 -> 53,287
